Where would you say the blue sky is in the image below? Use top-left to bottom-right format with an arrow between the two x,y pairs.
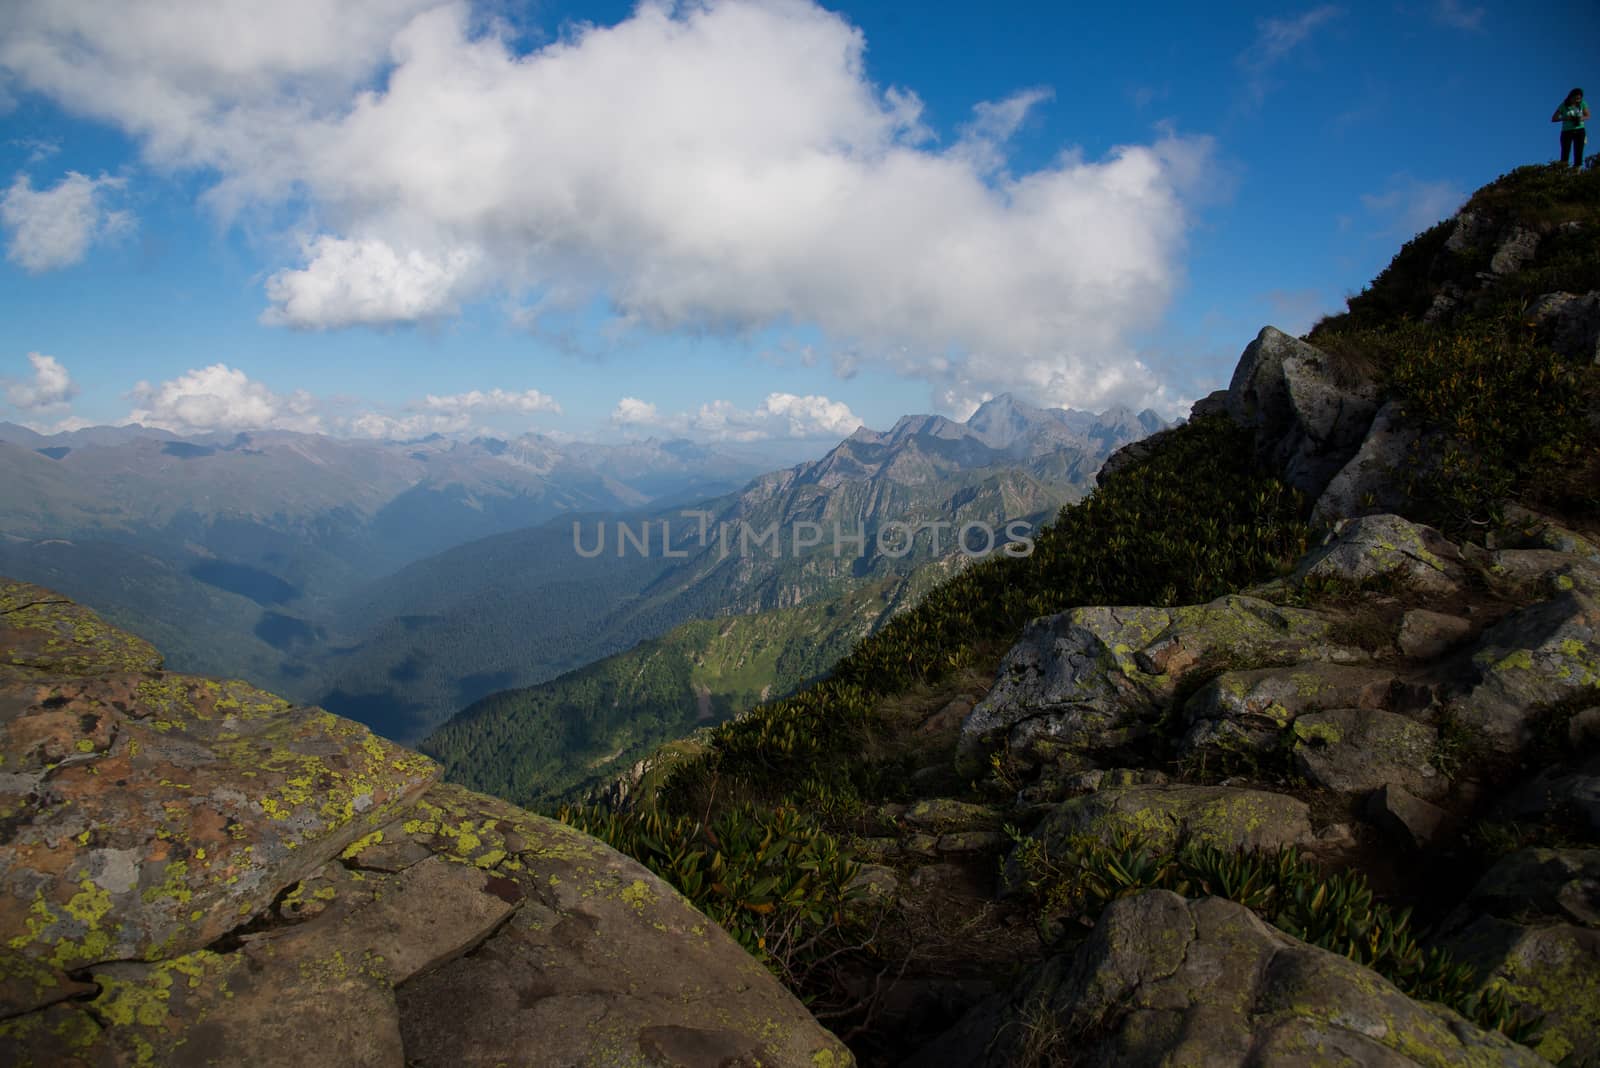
0,0 -> 1595,456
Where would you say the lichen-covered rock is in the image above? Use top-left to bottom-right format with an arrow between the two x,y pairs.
389,784 -> 852,1068
900,798 -> 1003,833
1443,916 -> 1600,1067
1180,663 -> 1399,757
1,580 -> 162,676
0,589 -> 852,1068
909,891 -> 1546,1067
1480,547 -> 1600,600
1023,783 -> 1316,860
1451,589 -> 1600,745
1293,513 -> 1467,595
1291,708 -> 1447,800
961,595 -> 1366,774
0,668 -> 438,972
1225,326 -> 1381,498
1500,504 -> 1600,562
0,948 -> 94,1020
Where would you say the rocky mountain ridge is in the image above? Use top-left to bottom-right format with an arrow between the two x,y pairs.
319,397 -> 1159,741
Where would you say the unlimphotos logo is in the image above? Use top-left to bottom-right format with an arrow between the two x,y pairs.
572,510 -> 1036,560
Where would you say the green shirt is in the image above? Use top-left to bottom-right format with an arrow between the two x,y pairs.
1558,101 -> 1588,131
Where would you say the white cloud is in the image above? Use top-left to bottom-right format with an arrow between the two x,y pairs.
8,138 -> 60,164
345,384 -> 561,438
4,351 -> 78,410
422,387 -> 560,416
1239,6 -> 1343,105
611,396 -> 660,426
1361,175 -> 1465,237
262,236 -> 480,328
2,0 -> 1222,410
613,391 -> 861,442
127,364 -> 322,433
344,410 -> 469,439
0,171 -> 132,272
23,415 -> 95,434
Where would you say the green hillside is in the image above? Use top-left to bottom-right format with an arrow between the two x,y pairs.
420,573 -> 938,804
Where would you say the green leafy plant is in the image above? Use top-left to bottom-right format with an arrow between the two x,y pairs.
555,800 -> 873,992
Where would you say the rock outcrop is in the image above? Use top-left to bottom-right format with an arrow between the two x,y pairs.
1226,326 -> 1381,499
910,891 -> 1546,1067
0,581 -> 851,1067
942,316 -> 1600,1064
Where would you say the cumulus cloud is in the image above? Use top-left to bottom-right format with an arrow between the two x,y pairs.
343,411 -> 468,439
1,0 -> 1221,410
1,171 -> 132,272
613,391 -> 861,442
611,396 -> 661,426
4,351 -> 78,410
127,364 -> 322,433
345,385 -> 562,438
262,237 -> 481,328
421,387 -> 561,416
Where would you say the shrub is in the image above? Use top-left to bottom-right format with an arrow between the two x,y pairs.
1316,317 -> 1592,530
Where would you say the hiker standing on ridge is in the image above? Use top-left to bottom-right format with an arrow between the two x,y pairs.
1552,87 -> 1589,168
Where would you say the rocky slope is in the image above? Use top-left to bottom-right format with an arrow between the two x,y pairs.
564,165 -> 1600,1066
878,186 -> 1600,1065
0,580 -> 850,1066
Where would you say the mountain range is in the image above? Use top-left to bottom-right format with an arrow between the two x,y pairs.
0,396 -> 1167,744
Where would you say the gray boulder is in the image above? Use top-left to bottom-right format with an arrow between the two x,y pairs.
1443,916 -> 1600,1067
1451,590 -> 1600,745
1312,401 -> 1421,526
1290,708 -> 1447,800
1293,513 -> 1467,595
961,596 -> 1366,774
1370,784 -> 1452,849
910,891 -> 1546,1067
1397,609 -> 1474,659
1181,663 -> 1400,757
1527,290 -> 1600,364
1489,226 -> 1540,275
1480,547 -> 1600,600
1499,505 -> 1600,562
1022,783 -> 1316,859
0,589 -> 853,1068
1226,326 -> 1381,498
